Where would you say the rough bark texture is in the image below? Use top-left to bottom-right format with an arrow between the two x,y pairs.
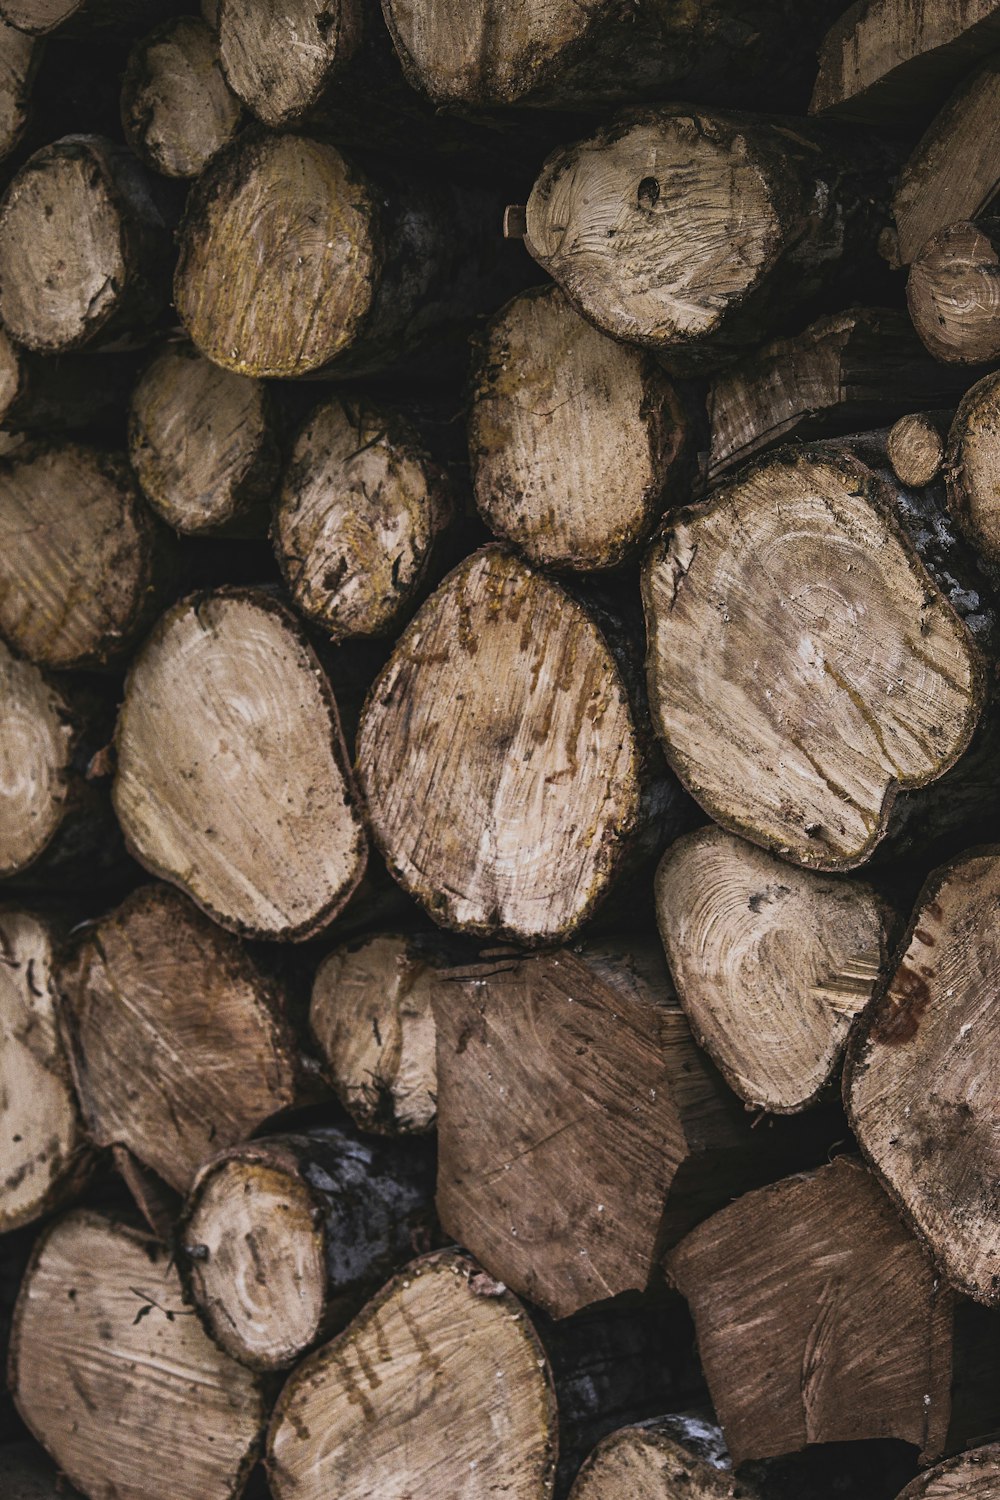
113,587 -> 368,941
57,882 -> 303,1194
179,1124 -> 437,1370
945,370 -> 1000,566
524,108 -> 894,376
907,218 -> 1000,364
0,23 -> 39,163
469,283 -> 690,570
9,1210 -> 268,1500
895,1446 -> 1000,1497
121,16 -> 243,180
0,325 -> 136,435
889,411 -> 951,488
665,1159 -> 954,1466
845,847 -> 1000,1307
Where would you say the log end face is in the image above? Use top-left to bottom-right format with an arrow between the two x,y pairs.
122,16 -> 243,180
946,369 -> 1000,566
0,22 -> 37,163
0,640 -> 73,878
907,221 -> 1000,365
569,1423 -> 737,1500
888,412 -> 946,488
218,0 -> 363,127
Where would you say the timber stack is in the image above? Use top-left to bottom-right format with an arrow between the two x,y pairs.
1,1 -> 1000,1498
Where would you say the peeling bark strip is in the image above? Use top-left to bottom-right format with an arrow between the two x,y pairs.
642,444 -> 991,872
523,109 -> 894,376
178,1125 -> 437,1371
267,1251 -> 557,1500
57,882 -> 302,1195
113,588 -> 367,941
9,1211 -> 268,1500
946,371 -> 1000,568
896,1445 -> 1000,1497
846,849 -> 1000,1307
121,16 -> 242,180
655,827 -> 891,1114
666,1159 -> 954,1466
907,219 -> 1000,365
0,21 -> 40,163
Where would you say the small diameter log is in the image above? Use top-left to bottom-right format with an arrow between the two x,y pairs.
0,0 -> 173,35
706,310 -> 968,485
178,1125 -> 436,1370
523,108 -> 893,377
175,131 -> 519,381
3,1443 -> 84,1500
907,219 -> 1000,364
845,848 -> 1000,1307
0,135 -> 172,353
128,342 -> 278,538
946,370 -> 1000,567
666,1158 -> 953,1465
469,284 -> 690,571
267,1250 -> 557,1500
895,1446 -> 1000,1498
57,882 -> 302,1195
0,325 -> 136,435
569,1417 -> 741,1500
0,443 -> 173,670
0,22 -> 39,163
9,1210 -> 267,1500
217,0 -> 363,128
642,443 -> 991,872
113,588 -> 367,941
309,932 -> 440,1134
655,827 -> 891,1114
121,16 -> 242,180
0,910 -> 91,1233
273,396 -> 453,640
889,411 -> 951,488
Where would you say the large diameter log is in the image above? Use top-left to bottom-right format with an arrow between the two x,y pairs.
946,371 -> 1000,567
128,343 -> 278,538
665,1159 -> 953,1465
0,136 -> 173,353
907,220 -> 1000,364
179,1125 -> 436,1370
174,131 -> 521,381
523,109 -> 894,377
121,17 -> 243,180
57,882 -> 303,1194
896,1446 -> 1000,1498
9,1210 -> 267,1500
267,1250 -> 557,1499
469,284 -> 690,571
0,325 -> 136,435
642,444 -> 991,872
655,827 -> 891,1114
0,443 -> 174,670
845,848 -> 1000,1307
273,396 -> 453,639
113,588 -> 367,941
0,22 -> 40,163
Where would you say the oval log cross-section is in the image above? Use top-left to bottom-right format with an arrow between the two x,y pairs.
121,16 -> 243,180
218,0 -> 364,128
946,370 -> 1000,567
895,1446 -> 1000,1499
0,642 -> 78,878
907,220 -> 1000,366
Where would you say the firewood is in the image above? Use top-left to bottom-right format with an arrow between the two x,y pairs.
810,0 -> 1000,123
907,219 -> 1000,364
9,1209 -> 267,1500
895,1445 -> 1000,1497
945,370 -> 1000,566
642,442 -> 994,872
0,443 -> 174,670
112,587 -> 368,941
469,284 -> 690,571
178,1124 -> 437,1370
0,0 -> 172,35
0,135 -> 172,353
889,411 -> 951,488
121,16 -> 242,180
216,0 -> 364,129
568,1416 -> 743,1500
128,342 -> 278,538
3,1443 -> 84,1500
655,827 -> 891,1114
57,882 -> 303,1194
665,1158 -> 953,1465
273,395 -> 453,639
845,847 -> 1000,1307
706,310 -> 968,485
523,108 -> 894,376
0,325 -> 135,435
309,932 -> 441,1135
0,22 -> 39,163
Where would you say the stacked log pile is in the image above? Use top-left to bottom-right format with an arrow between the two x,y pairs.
1,1 -> 1000,1498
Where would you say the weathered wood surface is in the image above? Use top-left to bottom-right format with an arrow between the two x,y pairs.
0,22 -> 39,162
895,1446 -> 1000,1498
0,0 -> 173,34
945,370 -> 1000,567
121,16 -> 242,179
907,219 -> 1000,364
888,411 -> 951,488
217,0 -> 364,127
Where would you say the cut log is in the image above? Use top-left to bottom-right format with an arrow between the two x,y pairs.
357,545 -> 682,943
907,219 -> 1000,364
0,135 -> 172,353
9,1209 -> 267,1500
174,131 -> 520,381
0,22 -> 39,163
895,1446 -> 1000,1497
706,310 -> 968,485
0,0 -> 173,35
0,910 -> 91,1233
2,1443 -> 84,1500
642,443 -> 992,872
273,396 -> 453,639
889,411 -> 951,488
217,0 -> 363,128
128,342 -> 278,538
655,826 -> 891,1114
309,932 -> 441,1135
0,325 -> 136,435
267,1250 -> 557,1500
121,16 -> 242,180
845,847 -> 1000,1307
0,443 -> 173,670
113,587 -> 368,941
665,1158 -> 953,1465
178,1124 -> 437,1370
523,109 -> 894,376
57,882 -> 303,1194
810,0 -> 1000,123
469,284 -> 690,571
568,1417 -> 741,1500
945,370 -> 1000,567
